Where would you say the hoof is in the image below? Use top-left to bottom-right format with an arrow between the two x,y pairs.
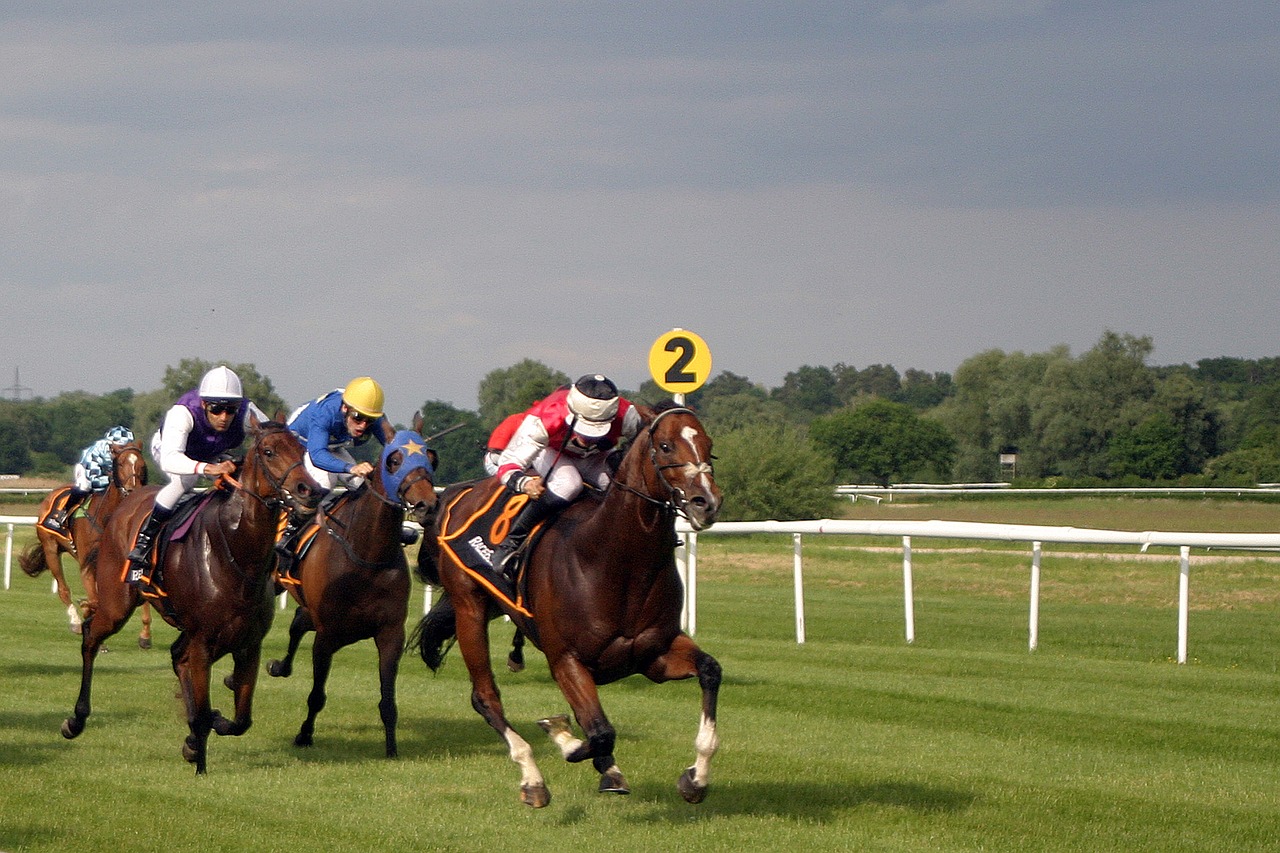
677,767 -> 708,804
293,732 -> 313,748
138,636 -> 151,650
507,654 -> 525,673
520,783 -> 551,809
537,714 -> 571,736
182,739 -> 199,763
222,674 -> 236,691
599,768 -> 630,795
71,623 -> 82,635
267,659 -> 290,678
60,718 -> 83,740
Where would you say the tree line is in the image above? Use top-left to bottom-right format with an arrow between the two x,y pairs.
5,333 -> 1280,520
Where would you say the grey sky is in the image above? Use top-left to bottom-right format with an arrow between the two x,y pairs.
3,2 -> 1278,419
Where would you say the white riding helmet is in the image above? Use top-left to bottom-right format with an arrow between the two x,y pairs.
567,374 -> 620,438
198,365 -> 244,401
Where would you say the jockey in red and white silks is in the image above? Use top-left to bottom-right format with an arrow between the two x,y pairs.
494,378 -> 642,504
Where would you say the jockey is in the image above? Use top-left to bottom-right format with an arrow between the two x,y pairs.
126,366 -> 269,582
41,425 -> 134,534
278,377 -> 392,563
489,374 -> 642,574
483,411 -> 529,477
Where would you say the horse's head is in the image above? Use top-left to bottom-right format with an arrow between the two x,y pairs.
631,403 -> 722,531
243,414 -> 323,513
111,441 -> 148,494
376,412 -> 439,525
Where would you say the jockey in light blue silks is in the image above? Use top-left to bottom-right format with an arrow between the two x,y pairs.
40,425 -> 135,534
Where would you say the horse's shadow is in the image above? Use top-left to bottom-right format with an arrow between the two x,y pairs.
606,778 -> 976,825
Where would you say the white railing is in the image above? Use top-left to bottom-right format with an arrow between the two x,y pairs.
675,518 -> 1280,664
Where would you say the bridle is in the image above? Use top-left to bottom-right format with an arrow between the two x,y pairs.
225,425 -> 309,513
610,407 -> 713,522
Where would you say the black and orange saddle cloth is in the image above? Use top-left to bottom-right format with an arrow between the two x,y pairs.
437,481 -> 549,617
124,488 -> 225,620
273,490 -> 358,593
38,487 -> 94,546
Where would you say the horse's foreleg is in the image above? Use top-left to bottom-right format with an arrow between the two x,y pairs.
374,622 -> 406,758
177,641 -> 214,774
644,634 -> 721,804
46,545 -> 79,633
544,656 -> 628,795
267,606 -> 314,679
293,634 -> 334,748
455,599 -> 549,808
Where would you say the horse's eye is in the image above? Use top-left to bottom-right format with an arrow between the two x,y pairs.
659,442 -> 673,453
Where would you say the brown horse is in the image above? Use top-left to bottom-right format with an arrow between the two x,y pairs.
19,442 -> 154,647
266,417 -> 439,758
411,403 -> 722,808
60,415 -> 322,774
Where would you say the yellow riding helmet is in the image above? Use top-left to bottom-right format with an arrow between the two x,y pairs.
342,377 -> 384,418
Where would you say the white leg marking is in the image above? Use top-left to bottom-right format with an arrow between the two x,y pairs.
503,728 -> 545,789
691,712 -> 719,787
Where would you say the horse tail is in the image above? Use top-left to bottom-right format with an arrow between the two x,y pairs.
407,593 -> 456,673
413,538 -> 441,586
17,542 -> 48,577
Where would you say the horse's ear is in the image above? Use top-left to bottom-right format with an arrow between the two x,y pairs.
634,404 -> 657,428
381,418 -> 396,444
412,410 -> 424,435
271,410 -> 287,424
427,448 -> 439,471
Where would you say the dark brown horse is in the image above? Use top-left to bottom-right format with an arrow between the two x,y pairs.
266,417 -> 439,757
19,442 -> 154,647
60,415 -> 322,774
411,403 -> 722,808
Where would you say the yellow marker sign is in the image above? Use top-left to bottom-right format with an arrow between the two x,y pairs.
648,329 -> 712,393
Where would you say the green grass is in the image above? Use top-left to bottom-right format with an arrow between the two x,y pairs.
3,512 -> 1280,852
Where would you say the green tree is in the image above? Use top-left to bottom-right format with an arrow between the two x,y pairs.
711,422 -> 836,521
0,413 -> 31,473
700,393 -> 789,435
770,365 -> 840,421
417,400 -> 486,485
476,359 -> 569,429
811,399 -> 956,486
1108,413 -> 1182,480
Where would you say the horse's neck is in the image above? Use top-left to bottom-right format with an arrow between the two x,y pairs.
213,490 -> 276,559
335,489 -> 402,557
582,465 -> 674,571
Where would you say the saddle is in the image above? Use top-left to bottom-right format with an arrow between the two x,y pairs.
130,487 -> 225,620
274,489 -> 358,595
438,480 -> 552,613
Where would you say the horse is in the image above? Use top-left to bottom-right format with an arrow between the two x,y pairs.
410,403 -> 722,808
19,442 -> 155,647
266,415 -> 439,758
60,415 -> 322,774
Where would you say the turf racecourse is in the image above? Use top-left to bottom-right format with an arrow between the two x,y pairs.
3,500 -> 1280,853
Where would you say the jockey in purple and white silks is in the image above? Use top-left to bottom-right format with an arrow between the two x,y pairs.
126,366 -> 268,581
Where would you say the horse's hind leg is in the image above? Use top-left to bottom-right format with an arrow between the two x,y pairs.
138,601 -> 152,650
645,634 -> 722,804
454,596 -> 550,808
267,606 -> 314,679
61,591 -> 135,739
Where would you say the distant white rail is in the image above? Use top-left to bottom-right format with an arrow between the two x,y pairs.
675,518 -> 1280,664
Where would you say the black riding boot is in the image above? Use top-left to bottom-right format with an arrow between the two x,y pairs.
274,510 -> 306,578
127,504 -> 173,581
43,488 -> 90,534
490,494 -> 567,578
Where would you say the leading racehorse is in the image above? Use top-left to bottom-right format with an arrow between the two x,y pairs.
60,415 -> 322,774
19,441 -> 154,646
410,402 -> 722,808
267,416 -> 438,758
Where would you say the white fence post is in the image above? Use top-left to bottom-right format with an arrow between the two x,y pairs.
792,533 -> 805,644
4,522 -> 12,590
902,535 -> 915,644
1178,546 -> 1190,664
1029,541 -> 1042,651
